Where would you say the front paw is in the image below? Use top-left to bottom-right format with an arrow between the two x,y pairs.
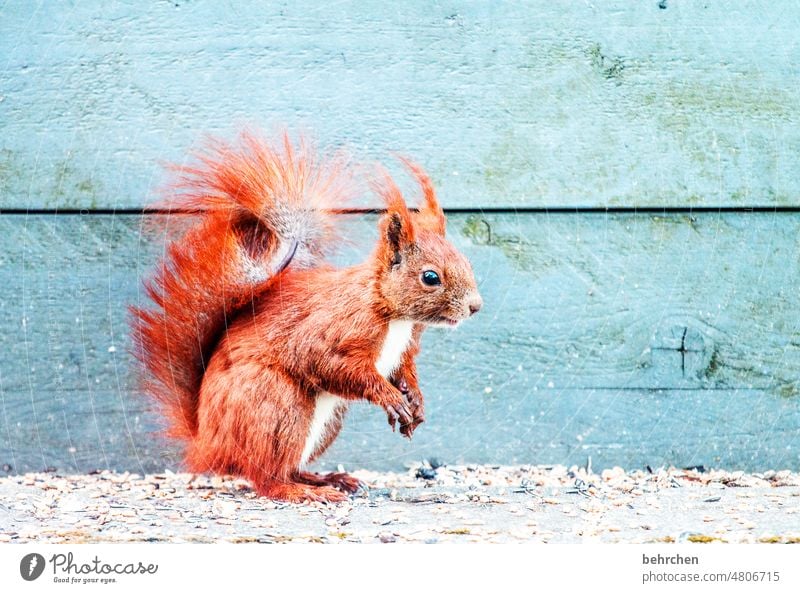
377,390 -> 414,435
393,378 -> 425,438
399,401 -> 424,438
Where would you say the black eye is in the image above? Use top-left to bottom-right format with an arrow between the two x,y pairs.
421,270 -> 441,286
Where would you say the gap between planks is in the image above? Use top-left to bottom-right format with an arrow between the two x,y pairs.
3,206 -> 800,216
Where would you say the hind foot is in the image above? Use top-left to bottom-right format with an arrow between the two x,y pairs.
294,470 -> 363,494
254,480 -> 348,503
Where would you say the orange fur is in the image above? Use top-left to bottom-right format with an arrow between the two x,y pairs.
130,132 -> 482,503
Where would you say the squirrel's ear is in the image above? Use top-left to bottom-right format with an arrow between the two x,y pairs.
385,212 -> 406,267
373,169 -> 415,267
398,157 -> 446,236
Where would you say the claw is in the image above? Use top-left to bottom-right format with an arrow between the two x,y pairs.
386,408 -> 398,431
400,415 -> 424,438
399,403 -> 413,426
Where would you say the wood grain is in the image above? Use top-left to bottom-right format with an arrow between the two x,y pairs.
2,1 -> 799,209
0,212 -> 798,473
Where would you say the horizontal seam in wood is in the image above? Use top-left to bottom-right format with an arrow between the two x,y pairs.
3,206 -> 800,216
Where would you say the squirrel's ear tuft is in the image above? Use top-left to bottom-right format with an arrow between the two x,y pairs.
398,157 -> 446,236
385,212 -> 405,267
373,169 -> 415,267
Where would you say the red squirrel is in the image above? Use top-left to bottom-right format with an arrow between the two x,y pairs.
130,132 -> 482,503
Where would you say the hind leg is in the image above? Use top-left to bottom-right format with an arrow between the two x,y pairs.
293,470 -> 362,494
255,480 -> 348,503
195,356 -> 347,503
294,404 -> 361,494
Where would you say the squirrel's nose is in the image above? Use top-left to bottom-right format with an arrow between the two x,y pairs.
467,293 -> 483,316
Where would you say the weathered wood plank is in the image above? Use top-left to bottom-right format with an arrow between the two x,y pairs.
0,212 -> 799,473
325,388 -> 800,474
3,388 -> 796,475
2,1 -> 799,209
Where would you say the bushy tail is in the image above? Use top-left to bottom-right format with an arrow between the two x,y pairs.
129,132 -> 352,440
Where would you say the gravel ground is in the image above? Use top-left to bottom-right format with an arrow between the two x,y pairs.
1,464 -> 799,544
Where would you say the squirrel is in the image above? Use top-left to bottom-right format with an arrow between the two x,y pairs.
130,132 -> 482,503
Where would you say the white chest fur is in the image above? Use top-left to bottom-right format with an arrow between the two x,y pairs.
375,319 -> 415,378
299,320 -> 415,467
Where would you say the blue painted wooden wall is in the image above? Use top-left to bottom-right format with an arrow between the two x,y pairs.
1,1 -> 798,474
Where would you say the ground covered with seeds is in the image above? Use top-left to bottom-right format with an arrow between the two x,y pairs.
1,464 -> 799,543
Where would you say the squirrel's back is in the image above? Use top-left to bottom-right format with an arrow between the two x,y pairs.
129,132 -> 353,441
211,261 -> 388,375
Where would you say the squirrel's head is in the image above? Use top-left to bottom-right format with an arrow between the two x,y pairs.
372,160 -> 482,327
